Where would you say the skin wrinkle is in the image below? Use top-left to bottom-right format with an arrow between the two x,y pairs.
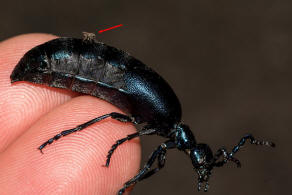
0,82 -> 75,152
0,34 -> 141,195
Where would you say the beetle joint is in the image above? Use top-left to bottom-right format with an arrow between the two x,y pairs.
161,143 -> 167,149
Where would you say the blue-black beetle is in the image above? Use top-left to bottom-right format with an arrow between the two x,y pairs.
10,33 -> 275,194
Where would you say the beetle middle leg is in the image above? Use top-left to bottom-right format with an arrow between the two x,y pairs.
118,140 -> 175,195
104,127 -> 157,167
38,112 -> 136,153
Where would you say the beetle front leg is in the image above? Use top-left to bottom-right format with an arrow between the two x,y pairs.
38,112 -> 136,153
213,147 -> 241,168
230,134 -> 275,157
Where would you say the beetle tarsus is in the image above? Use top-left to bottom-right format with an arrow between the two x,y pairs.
39,148 -> 44,154
118,188 -> 125,195
212,134 -> 275,169
230,134 -> 276,157
104,135 -> 137,167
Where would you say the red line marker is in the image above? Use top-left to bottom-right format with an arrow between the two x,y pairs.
98,24 -> 123,34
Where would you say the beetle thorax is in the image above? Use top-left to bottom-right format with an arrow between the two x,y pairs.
174,124 -> 197,150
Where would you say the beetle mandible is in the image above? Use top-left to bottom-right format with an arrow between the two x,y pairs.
10,32 -> 275,194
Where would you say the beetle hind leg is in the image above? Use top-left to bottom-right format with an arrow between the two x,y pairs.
38,112 -> 137,153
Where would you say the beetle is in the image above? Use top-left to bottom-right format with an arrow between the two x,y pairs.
10,32 -> 275,194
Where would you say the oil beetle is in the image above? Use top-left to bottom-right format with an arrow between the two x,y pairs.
10,32 -> 275,194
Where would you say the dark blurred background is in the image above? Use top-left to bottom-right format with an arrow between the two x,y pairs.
1,0 -> 291,194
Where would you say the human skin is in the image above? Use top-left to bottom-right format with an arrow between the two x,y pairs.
0,34 -> 141,195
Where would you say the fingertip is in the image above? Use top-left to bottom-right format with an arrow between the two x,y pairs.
0,33 -> 58,46
0,33 -> 74,151
0,33 -> 58,60
0,96 -> 141,195
0,33 -> 142,194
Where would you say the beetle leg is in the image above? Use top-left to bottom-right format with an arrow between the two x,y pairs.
213,147 -> 241,168
230,134 -> 275,157
136,141 -> 176,181
104,127 -> 157,167
213,134 -> 275,168
118,140 -> 175,195
38,112 -> 136,153
137,149 -> 166,181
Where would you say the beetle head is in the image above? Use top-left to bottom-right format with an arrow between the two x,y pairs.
189,144 -> 214,192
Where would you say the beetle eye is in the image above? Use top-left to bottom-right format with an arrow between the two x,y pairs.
195,151 -> 206,164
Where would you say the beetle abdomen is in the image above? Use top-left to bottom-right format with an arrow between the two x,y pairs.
11,38 -> 137,91
11,37 -> 182,125
10,38 -> 139,114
